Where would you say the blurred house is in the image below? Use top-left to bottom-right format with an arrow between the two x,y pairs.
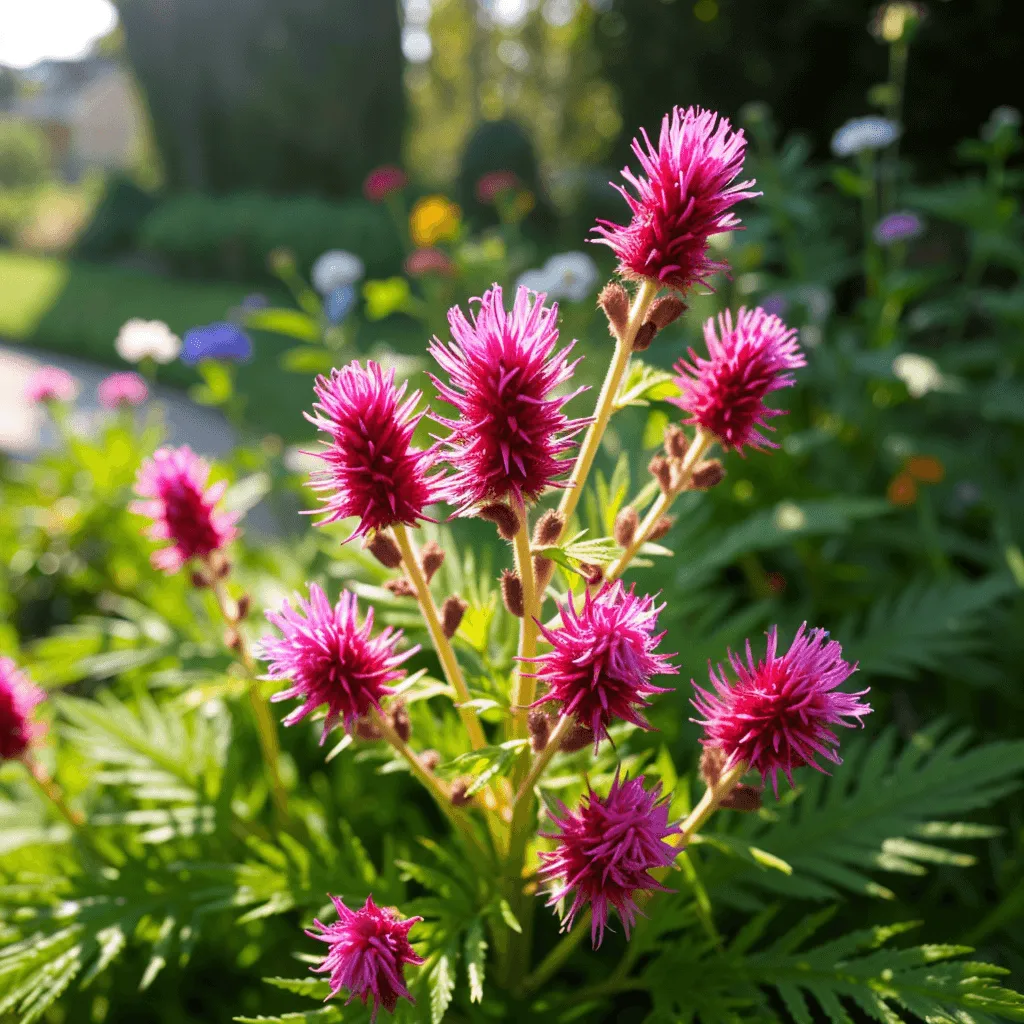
13,58 -> 142,179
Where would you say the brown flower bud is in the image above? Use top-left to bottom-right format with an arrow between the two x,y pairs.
420,540 -> 445,582
391,702 -> 411,743
384,577 -> 416,598
208,551 -> 231,578
478,502 -> 520,541
614,506 -> 639,548
533,556 -> 556,593
632,321 -> 657,352
236,594 -> 251,620
691,459 -> 725,491
647,295 -> 687,330
223,627 -> 241,651
366,532 -> 403,569
450,777 -> 475,806
419,749 -> 441,772
598,281 -> 630,337
559,721 -> 594,752
649,455 -> 673,493
578,562 -> 604,587
648,515 -> 675,541
720,784 -> 763,813
501,570 -> 524,617
528,710 -> 551,752
700,745 -> 726,787
441,595 -> 468,639
533,509 -> 564,547
190,570 -> 210,589
664,424 -> 689,460
355,716 -> 383,741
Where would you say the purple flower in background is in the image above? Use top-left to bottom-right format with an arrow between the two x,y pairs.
239,293 -> 270,312
873,211 -> 924,246
181,322 -> 254,365
759,293 -> 789,319
325,284 -> 357,325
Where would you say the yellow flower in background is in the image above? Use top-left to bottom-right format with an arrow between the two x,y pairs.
410,195 -> 461,247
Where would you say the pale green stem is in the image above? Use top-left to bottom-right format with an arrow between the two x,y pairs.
508,514 -> 539,746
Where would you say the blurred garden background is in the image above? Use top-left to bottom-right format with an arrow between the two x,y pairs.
3,1 -> 1024,1022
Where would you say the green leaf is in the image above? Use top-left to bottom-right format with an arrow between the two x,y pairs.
280,347 -> 337,374
244,308 -> 322,343
263,977 -> 333,1000
437,741 -> 529,797
429,947 -> 456,1024
497,899 -> 522,934
464,919 -> 487,1003
831,166 -> 871,198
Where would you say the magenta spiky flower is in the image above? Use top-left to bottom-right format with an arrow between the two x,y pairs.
670,306 -> 805,452
130,446 -> 238,574
306,361 -> 444,540
0,658 -> 46,761
691,624 -> 872,794
428,285 -> 588,513
592,106 -> 759,293
538,773 -> 677,947
527,581 -> 677,746
256,585 -> 416,742
307,894 -> 424,1021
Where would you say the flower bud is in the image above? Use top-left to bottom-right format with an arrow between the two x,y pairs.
534,555 -> 556,592
700,745 -> 726,787
235,594 -> 251,620
691,459 -> 725,490
719,784 -> 763,812
598,282 -> 630,337
533,509 -> 564,547
384,577 -> 416,597
356,716 -> 383,741
478,502 -> 520,541
391,702 -> 411,743
210,551 -> 231,578
190,569 -> 210,589
649,455 -> 673,494
528,710 -> 551,752
647,295 -> 687,331
366,532 -> 403,569
648,515 -> 674,541
420,540 -> 445,582
559,721 -> 594,752
501,570 -> 524,617
578,562 -> 604,587
614,506 -> 639,548
224,627 -> 241,651
450,777 -> 475,806
632,322 -> 657,352
664,424 -> 689,460
419,749 -> 441,771
441,595 -> 467,638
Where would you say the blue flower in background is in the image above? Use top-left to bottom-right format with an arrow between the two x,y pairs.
325,284 -> 357,325
181,322 -> 254,365
239,293 -> 270,312
760,293 -> 789,318
831,116 -> 900,157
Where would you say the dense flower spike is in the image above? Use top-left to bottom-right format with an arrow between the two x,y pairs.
528,581 -> 677,745
593,106 -> 759,293
691,624 -> 872,794
538,773 -> 677,947
306,360 -> 444,540
25,366 -> 77,405
98,372 -> 149,409
131,446 -> 238,573
0,658 -> 46,761
307,894 -> 423,1021
256,585 -> 416,742
670,306 -> 805,452
429,285 -> 588,512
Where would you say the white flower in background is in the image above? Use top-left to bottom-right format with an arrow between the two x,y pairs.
311,250 -> 365,296
893,352 -> 945,398
115,319 -> 181,364
831,117 -> 901,157
515,251 -> 600,303
283,445 -> 322,475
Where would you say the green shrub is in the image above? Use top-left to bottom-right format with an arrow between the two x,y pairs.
0,117 -> 50,189
73,174 -> 158,260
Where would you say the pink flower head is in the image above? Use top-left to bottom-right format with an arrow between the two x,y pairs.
363,165 -> 408,203
476,170 -> 520,204
691,624 -> 872,795
0,658 -> 46,761
130,446 -> 239,574
538,773 -> 677,948
527,581 -> 677,746
98,371 -> 149,409
404,247 -> 457,278
429,285 -> 588,513
670,306 -> 805,452
593,106 -> 760,293
307,894 -> 424,1021
25,366 -> 77,405
256,584 -> 416,742
306,362 -> 443,540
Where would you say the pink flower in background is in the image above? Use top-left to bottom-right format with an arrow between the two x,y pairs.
363,165 -> 408,203
404,247 -> 457,278
429,285 -> 588,513
538,773 -> 677,948
98,372 -> 149,409
306,361 -> 444,539
670,306 -> 805,452
307,895 -> 423,1020
256,585 -> 415,742
691,624 -> 871,794
593,106 -> 759,293
528,581 -> 677,747
25,366 -> 77,405
476,170 -> 520,204
131,446 -> 238,573
0,657 -> 46,761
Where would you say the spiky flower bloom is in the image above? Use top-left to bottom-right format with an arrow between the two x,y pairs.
131,446 -> 238,573
670,306 -> 805,452
0,658 -> 46,761
256,585 -> 416,743
429,285 -> 588,513
538,773 -> 677,947
691,624 -> 872,794
592,106 -> 759,293
25,366 -> 77,405
306,361 -> 444,540
307,895 -> 423,1021
528,581 -> 677,746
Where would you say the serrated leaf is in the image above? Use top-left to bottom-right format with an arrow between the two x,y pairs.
429,949 -> 456,1024
464,919 -> 487,1003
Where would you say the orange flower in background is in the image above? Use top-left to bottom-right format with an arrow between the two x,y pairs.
887,471 -> 918,507
906,455 -> 945,484
409,195 -> 461,247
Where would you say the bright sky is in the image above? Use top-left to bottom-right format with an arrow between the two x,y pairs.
0,0 -> 118,69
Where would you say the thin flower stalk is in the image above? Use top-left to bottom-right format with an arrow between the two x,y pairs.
508,511 -> 539,745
